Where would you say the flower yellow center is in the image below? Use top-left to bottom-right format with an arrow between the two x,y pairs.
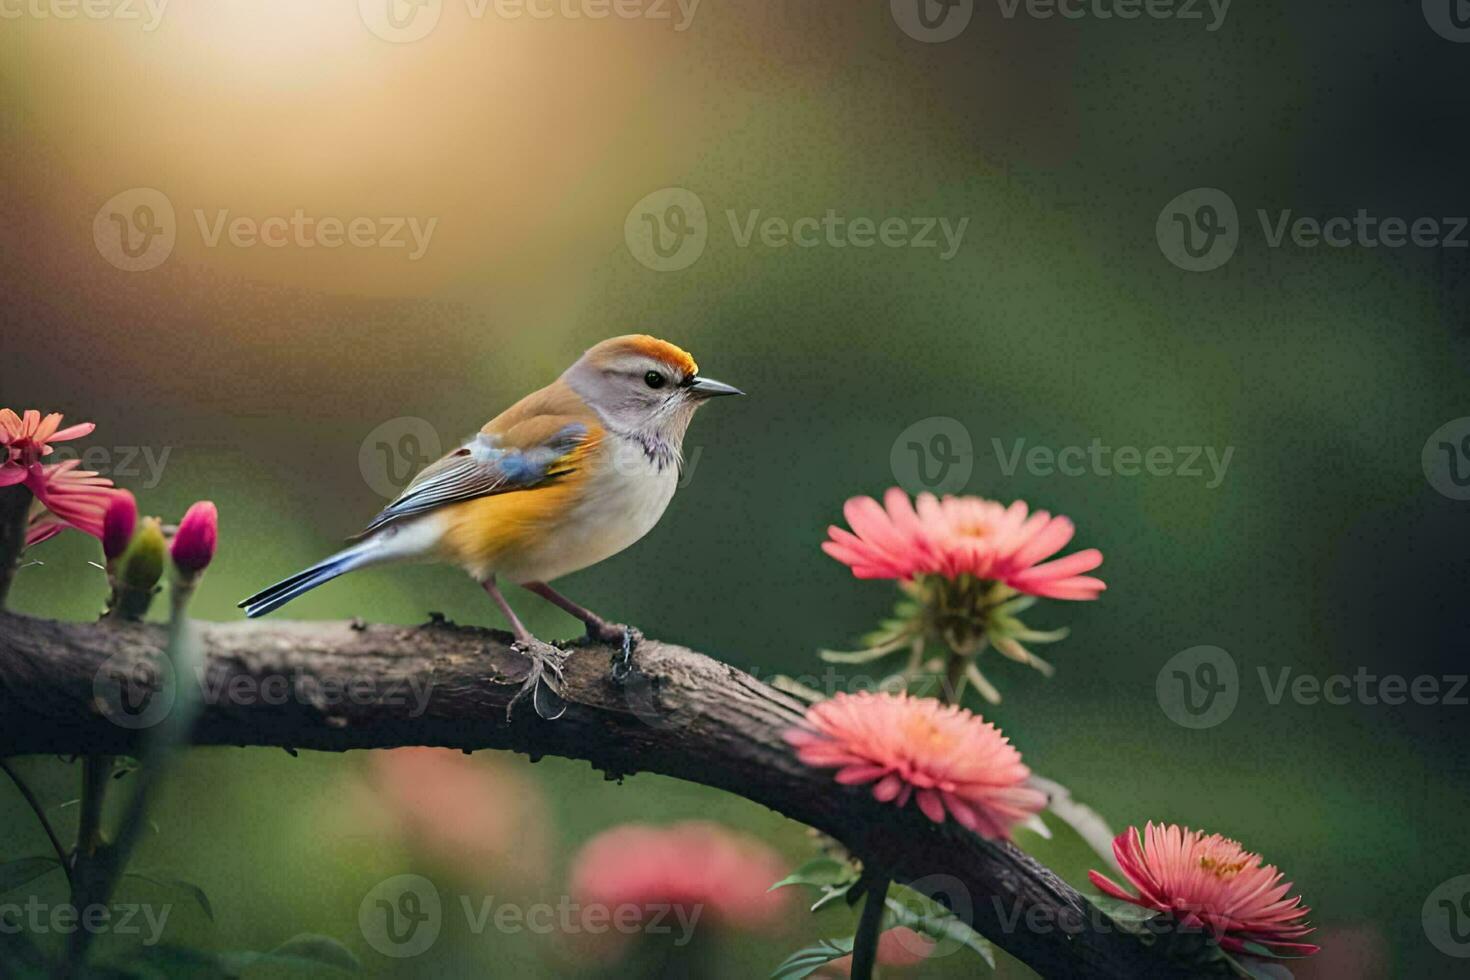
954,520 -> 990,539
1198,855 -> 1249,879
900,715 -> 954,753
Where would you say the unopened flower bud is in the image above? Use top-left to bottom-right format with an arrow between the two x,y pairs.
102,491 -> 138,563
120,517 -> 166,593
169,501 -> 217,575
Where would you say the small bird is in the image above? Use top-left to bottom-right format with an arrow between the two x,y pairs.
239,335 -> 742,717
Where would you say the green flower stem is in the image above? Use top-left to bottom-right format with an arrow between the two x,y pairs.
0,484 -> 33,610
76,754 -> 109,859
941,633 -> 988,705
64,753 -> 115,969
942,647 -> 965,704
63,579 -> 204,972
850,876 -> 890,980
0,758 -> 73,884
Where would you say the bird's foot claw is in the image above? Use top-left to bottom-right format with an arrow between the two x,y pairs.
507,639 -> 568,722
589,624 -> 641,684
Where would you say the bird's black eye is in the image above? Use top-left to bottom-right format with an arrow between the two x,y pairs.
644,370 -> 666,389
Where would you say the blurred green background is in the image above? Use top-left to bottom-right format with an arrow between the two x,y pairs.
3,1 -> 1468,976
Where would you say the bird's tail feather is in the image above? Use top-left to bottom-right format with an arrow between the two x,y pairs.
238,542 -> 380,618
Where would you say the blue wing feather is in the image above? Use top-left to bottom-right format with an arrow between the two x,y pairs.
358,423 -> 587,535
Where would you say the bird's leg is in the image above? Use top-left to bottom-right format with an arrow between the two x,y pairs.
523,581 -> 641,681
482,577 -> 566,721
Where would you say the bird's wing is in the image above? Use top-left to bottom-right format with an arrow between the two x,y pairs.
358,415 -> 599,535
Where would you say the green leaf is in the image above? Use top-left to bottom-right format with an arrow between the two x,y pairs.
1030,774 -> 1120,870
769,937 -> 854,979
818,646 -> 899,665
767,675 -> 826,703
768,858 -> 855,893
883,884 -> 995,968
810,881 -> 856,913
0,857 -> 60,895
1223,952 -> 1295,979
131,934 -> 358,978
989,594 -> 1037,616
217,934 -> 360,974
1087,893 -> 1164,933
124,872 -> 215,922
1014,626 -> 1071,644
1236,940 -> 1313,960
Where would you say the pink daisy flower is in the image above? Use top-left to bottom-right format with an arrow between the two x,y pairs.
0,408 -> 97,488
785,691 -> 1047,840
823,488 -> 1104,600
568,821 -> 790,935
24,461 -> 119,550
1088,823 -> 1320,958
822,489 -> 936,580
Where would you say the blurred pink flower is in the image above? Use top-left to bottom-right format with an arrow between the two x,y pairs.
785,692 -> 1046,840
1088,823 -> 1319,958
0,409 -> 96,488
817,927 -> 934,977
568,821 -> 789,936
24,461 -> 118,550
170,500 -> 218,574
364,747 -> 551,886
823,488 -> 1104,600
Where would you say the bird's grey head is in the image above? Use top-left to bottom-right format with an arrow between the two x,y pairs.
562,334 -> 742,449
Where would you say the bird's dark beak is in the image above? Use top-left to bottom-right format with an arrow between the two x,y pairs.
687,375 -> 744,398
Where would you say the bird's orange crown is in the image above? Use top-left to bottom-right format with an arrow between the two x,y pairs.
588,334 -> 699,378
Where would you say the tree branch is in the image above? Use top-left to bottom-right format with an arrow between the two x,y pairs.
0,611 -> 1191,979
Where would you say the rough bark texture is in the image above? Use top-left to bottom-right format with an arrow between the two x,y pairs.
0,611 -> 1196,979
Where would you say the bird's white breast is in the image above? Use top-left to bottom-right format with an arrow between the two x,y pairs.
499,435 -> 679,584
